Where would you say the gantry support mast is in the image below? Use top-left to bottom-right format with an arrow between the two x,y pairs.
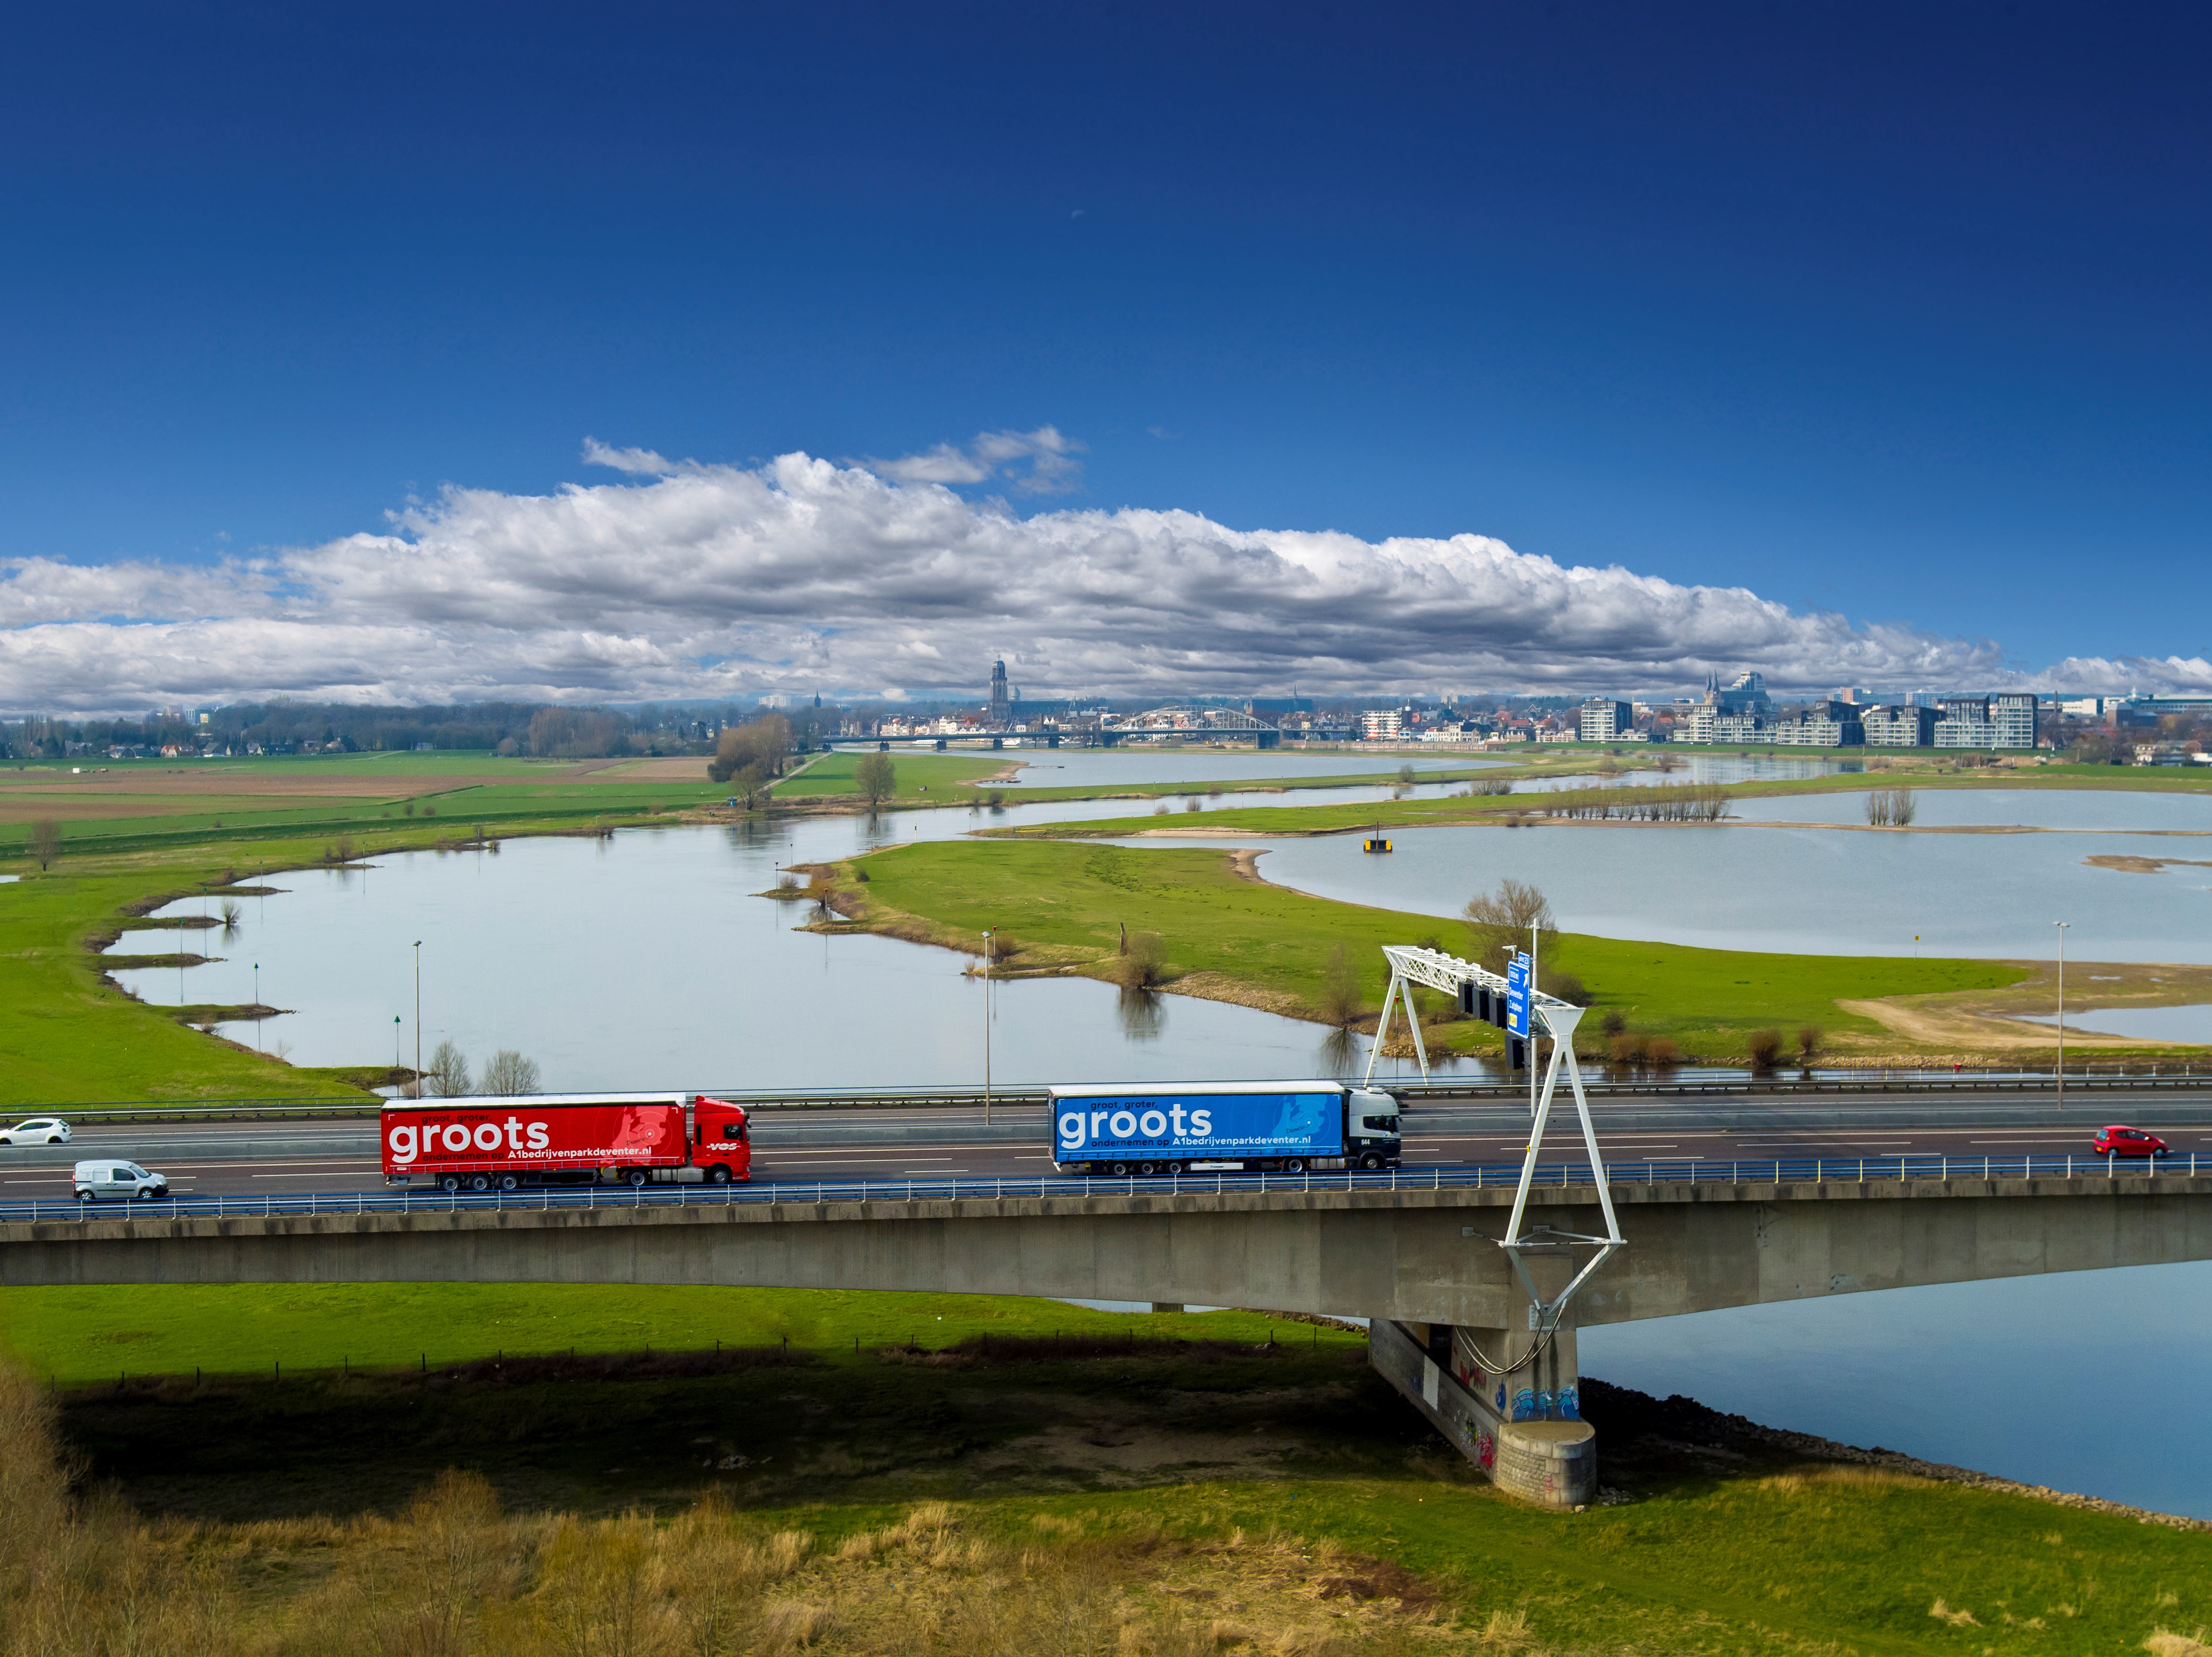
1365,944 -> 1624,1332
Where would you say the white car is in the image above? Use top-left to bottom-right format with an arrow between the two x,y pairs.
0,1117 -> 70,1145
73,1160 -> 169,1201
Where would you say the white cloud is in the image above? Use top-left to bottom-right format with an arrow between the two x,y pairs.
0,444 -> 2192,714
866,425 -> 1084,495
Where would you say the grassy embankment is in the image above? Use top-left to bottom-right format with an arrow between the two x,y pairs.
989,761 -> 2212,841
0,1289 -> 2205,1655
824,839 -> 2060,1066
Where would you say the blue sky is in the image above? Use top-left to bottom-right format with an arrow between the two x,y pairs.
0,2 -> 2206,707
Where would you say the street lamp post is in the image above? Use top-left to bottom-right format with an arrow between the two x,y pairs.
981,929 -> 994,1124
412,939 -> 423,1096
253,962 -> 260,1052
2054,921 -> 2068,1109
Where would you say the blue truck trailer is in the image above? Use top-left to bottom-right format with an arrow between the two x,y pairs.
1049,1081 -> 1402,1176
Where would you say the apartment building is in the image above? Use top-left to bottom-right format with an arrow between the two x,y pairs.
1862,705 -> 1938,747
1577,699 -> 1633,742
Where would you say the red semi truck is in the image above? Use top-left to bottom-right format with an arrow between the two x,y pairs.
380,1092 -> 751,1191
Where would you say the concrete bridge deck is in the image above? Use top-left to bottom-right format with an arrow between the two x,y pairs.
8,1171 -> 2208,1330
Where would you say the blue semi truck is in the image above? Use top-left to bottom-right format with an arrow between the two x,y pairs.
1049,1081 -> 1402,1176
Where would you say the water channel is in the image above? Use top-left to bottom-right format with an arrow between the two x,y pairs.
99,773 -> 2212,1516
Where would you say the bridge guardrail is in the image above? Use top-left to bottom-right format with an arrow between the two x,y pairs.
1,1151 -> 2199,1226
15,1070 -> 2212,1125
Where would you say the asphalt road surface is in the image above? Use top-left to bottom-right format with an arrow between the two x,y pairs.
4,1086 -> 2210,1197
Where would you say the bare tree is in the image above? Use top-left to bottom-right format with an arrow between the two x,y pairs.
709,714 -> 793,783
1462,878 -> 1556,973
1316,942 -> 1363,1027
853,752 -> 897,807
220,899 -> 243,934
479,1049 -> 541,1095
27,819 -> 60,871
426,1039 -> 473,1097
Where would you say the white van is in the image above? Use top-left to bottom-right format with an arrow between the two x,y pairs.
72,1160 -> 169,1201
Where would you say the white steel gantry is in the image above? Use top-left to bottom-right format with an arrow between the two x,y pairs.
1365,944 -> 1624,1332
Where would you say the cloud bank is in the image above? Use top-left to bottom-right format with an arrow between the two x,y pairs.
1,444 -> 2204,714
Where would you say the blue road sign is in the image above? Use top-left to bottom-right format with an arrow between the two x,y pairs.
1506,952 -> 1531,1037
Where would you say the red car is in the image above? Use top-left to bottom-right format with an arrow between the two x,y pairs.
2092,1125 -> 2169,1159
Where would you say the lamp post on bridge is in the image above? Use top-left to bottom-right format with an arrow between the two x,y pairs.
2054,921 -> 2068,1109
412,939 -> 423,1098
981,928 -> 994,1125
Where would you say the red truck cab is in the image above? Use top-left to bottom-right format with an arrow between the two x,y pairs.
691,1095 -> 752,1182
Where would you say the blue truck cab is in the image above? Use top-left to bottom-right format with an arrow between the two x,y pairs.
1049,1081 -> 1402,1176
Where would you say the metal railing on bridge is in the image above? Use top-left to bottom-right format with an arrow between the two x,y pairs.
1,1151 -> 2201,1227
18,1068 -> 2212,1126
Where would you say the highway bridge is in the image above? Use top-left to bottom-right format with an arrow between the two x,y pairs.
6,1080 -> 2210,1509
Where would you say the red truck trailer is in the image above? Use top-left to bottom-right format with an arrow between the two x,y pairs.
381,1093 -> 751,1191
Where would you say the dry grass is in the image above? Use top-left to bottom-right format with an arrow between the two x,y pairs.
0,1360 -> 1459,1657
2146,1630 -> 2212,1657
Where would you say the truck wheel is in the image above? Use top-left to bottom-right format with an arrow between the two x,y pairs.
468,1175 -> 491,1193
1165,1161 -> 1184,1176
707,1164 -> 733,1184
439,1175 -> 461,1193
1284,1158 -> 1307,1174
625,1170 -> 648,1188
1137,1161 -> 1157,1176
1110,1162 -> 1129,1177
498,1175 -> 519,1192
1359,1153 -> 1383,1171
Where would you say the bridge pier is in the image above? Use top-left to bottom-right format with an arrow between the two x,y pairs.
1370,1317 -> 1595,1508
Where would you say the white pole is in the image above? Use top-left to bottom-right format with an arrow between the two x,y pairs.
412,939 -> 422,1095
982,929 -> 993,1123
1530,922 -> 1539,1119
2054,921 -> 2067,1110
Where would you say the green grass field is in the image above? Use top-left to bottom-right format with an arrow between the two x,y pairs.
848,839 -> 2023,1061
0,1281 -> 1341,1384
13,1281 -> 2206,1654
0,750 -> 730,857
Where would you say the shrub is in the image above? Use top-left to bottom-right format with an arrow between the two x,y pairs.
1600,1009 -> 1627,1037
1746,1029 -> 1784,1070
1609,1032 -> 1649,1066
1113,931 -> 1169,989
1184,796 -> 1202,812
1545,971 -> 1589,1006
1645,1036 -> 1681,1067
1798,1024 -> 1822,1060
